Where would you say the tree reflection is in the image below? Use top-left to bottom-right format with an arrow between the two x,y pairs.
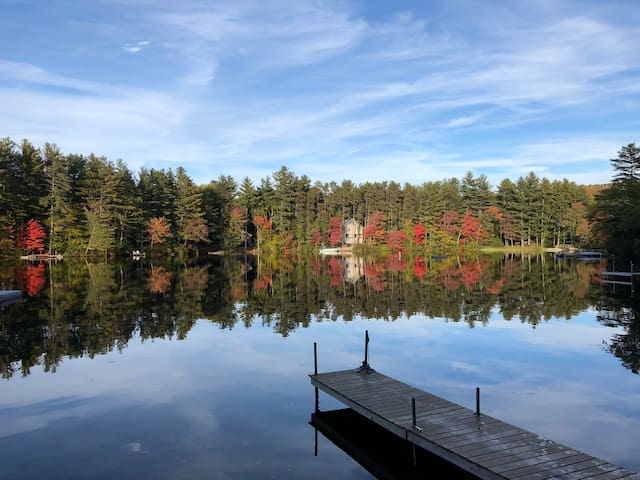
0,254 -> 638,378
593,288 -> 640,374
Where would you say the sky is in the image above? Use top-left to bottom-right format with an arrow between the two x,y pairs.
1,0 -> 639,187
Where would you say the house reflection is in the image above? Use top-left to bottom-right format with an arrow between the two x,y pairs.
311,408 -> 478,479
343,255 -> 364,284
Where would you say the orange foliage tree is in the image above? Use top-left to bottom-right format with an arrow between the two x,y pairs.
148,266 -> 172,294
147,217 -> 173,247
363,211 -> 386,245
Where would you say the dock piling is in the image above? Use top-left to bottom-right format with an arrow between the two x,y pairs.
314,342 -> 318,375
314,342 -> 319,412
357,330 -> 374,374
475,387 -> 480,416
411,397 -> 423,432
411,397 -> 416,428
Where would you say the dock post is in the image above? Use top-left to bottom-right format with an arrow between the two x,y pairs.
357,330 -> 374,373
412,397 -> 417,428
314,342 -> 319,413
475,387 -> 480,416
314,342 -> 318,375
364,330 -> 369,366
411,397 -> 418,469
314,427 -> 318,457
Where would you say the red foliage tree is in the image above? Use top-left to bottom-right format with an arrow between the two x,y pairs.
309,228 -> 323,247
459,210 -> 482,244
363,211 -> 386,244
364,261 -> 387,292
461,261 -> 481,291
327,257 -> 343,286
414,256 -> 427,279
386,230 -> 407,253
16,263 -> 46,297
326,217 -> 344,246
484,206 -> 503,221
16,219 -> 46,253
253,215 -> 272,231
385,253 -> 407,273
413,222 -> 426,245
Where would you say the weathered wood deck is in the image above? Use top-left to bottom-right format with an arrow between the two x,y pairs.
310,369 -> 639,480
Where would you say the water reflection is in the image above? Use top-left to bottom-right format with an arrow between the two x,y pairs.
595,289 -> 640,374
0,253 -> 637,379
311,408 -> 477,479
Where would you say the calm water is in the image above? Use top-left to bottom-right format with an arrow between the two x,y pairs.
0,254 -> 639,479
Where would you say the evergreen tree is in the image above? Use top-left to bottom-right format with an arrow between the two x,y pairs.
594,143 -> 640,261
175,166 -> 204,244
43,143 -> 72,253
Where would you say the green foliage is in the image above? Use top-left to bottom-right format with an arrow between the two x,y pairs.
593,143 -> 640,262
0,136 -> 612,257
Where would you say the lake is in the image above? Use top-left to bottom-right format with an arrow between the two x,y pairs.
1,254 -> 639,479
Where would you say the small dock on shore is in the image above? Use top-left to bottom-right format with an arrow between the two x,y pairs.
310,333 -> 639,480
0,290 -> 22,307
600,262 -> 639,287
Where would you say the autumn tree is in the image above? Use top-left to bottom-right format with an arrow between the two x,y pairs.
458,210 -> 482,244
413,222 -> 426,246
16,219 -> 46,253
363,211 -> 386,245
182,217 -> 208,247
147,217 -> 173,248
326,217 -> 344,246
253,215 -> 272,251
386,230 -> 407,253
309,228 -> 323,247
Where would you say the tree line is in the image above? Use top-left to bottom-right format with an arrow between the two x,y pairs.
3,253 -> 636,379
1,136 -> 636,258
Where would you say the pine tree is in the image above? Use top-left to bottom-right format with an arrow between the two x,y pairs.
43,143 -> 72,253
175,166 -> 204,244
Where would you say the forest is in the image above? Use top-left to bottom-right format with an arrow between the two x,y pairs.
1,137 -> 638,260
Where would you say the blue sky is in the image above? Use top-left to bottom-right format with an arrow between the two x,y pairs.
1,0 -> 639,186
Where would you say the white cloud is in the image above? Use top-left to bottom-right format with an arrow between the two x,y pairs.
1,1 -> 639,185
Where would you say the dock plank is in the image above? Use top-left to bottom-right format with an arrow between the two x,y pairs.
310,368 -> 637,480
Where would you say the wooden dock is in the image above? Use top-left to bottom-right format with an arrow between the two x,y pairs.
310,351 -> 639,479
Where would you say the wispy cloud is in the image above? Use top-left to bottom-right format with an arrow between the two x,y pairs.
123,40 -> 151,54
0,0 -> 638,185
